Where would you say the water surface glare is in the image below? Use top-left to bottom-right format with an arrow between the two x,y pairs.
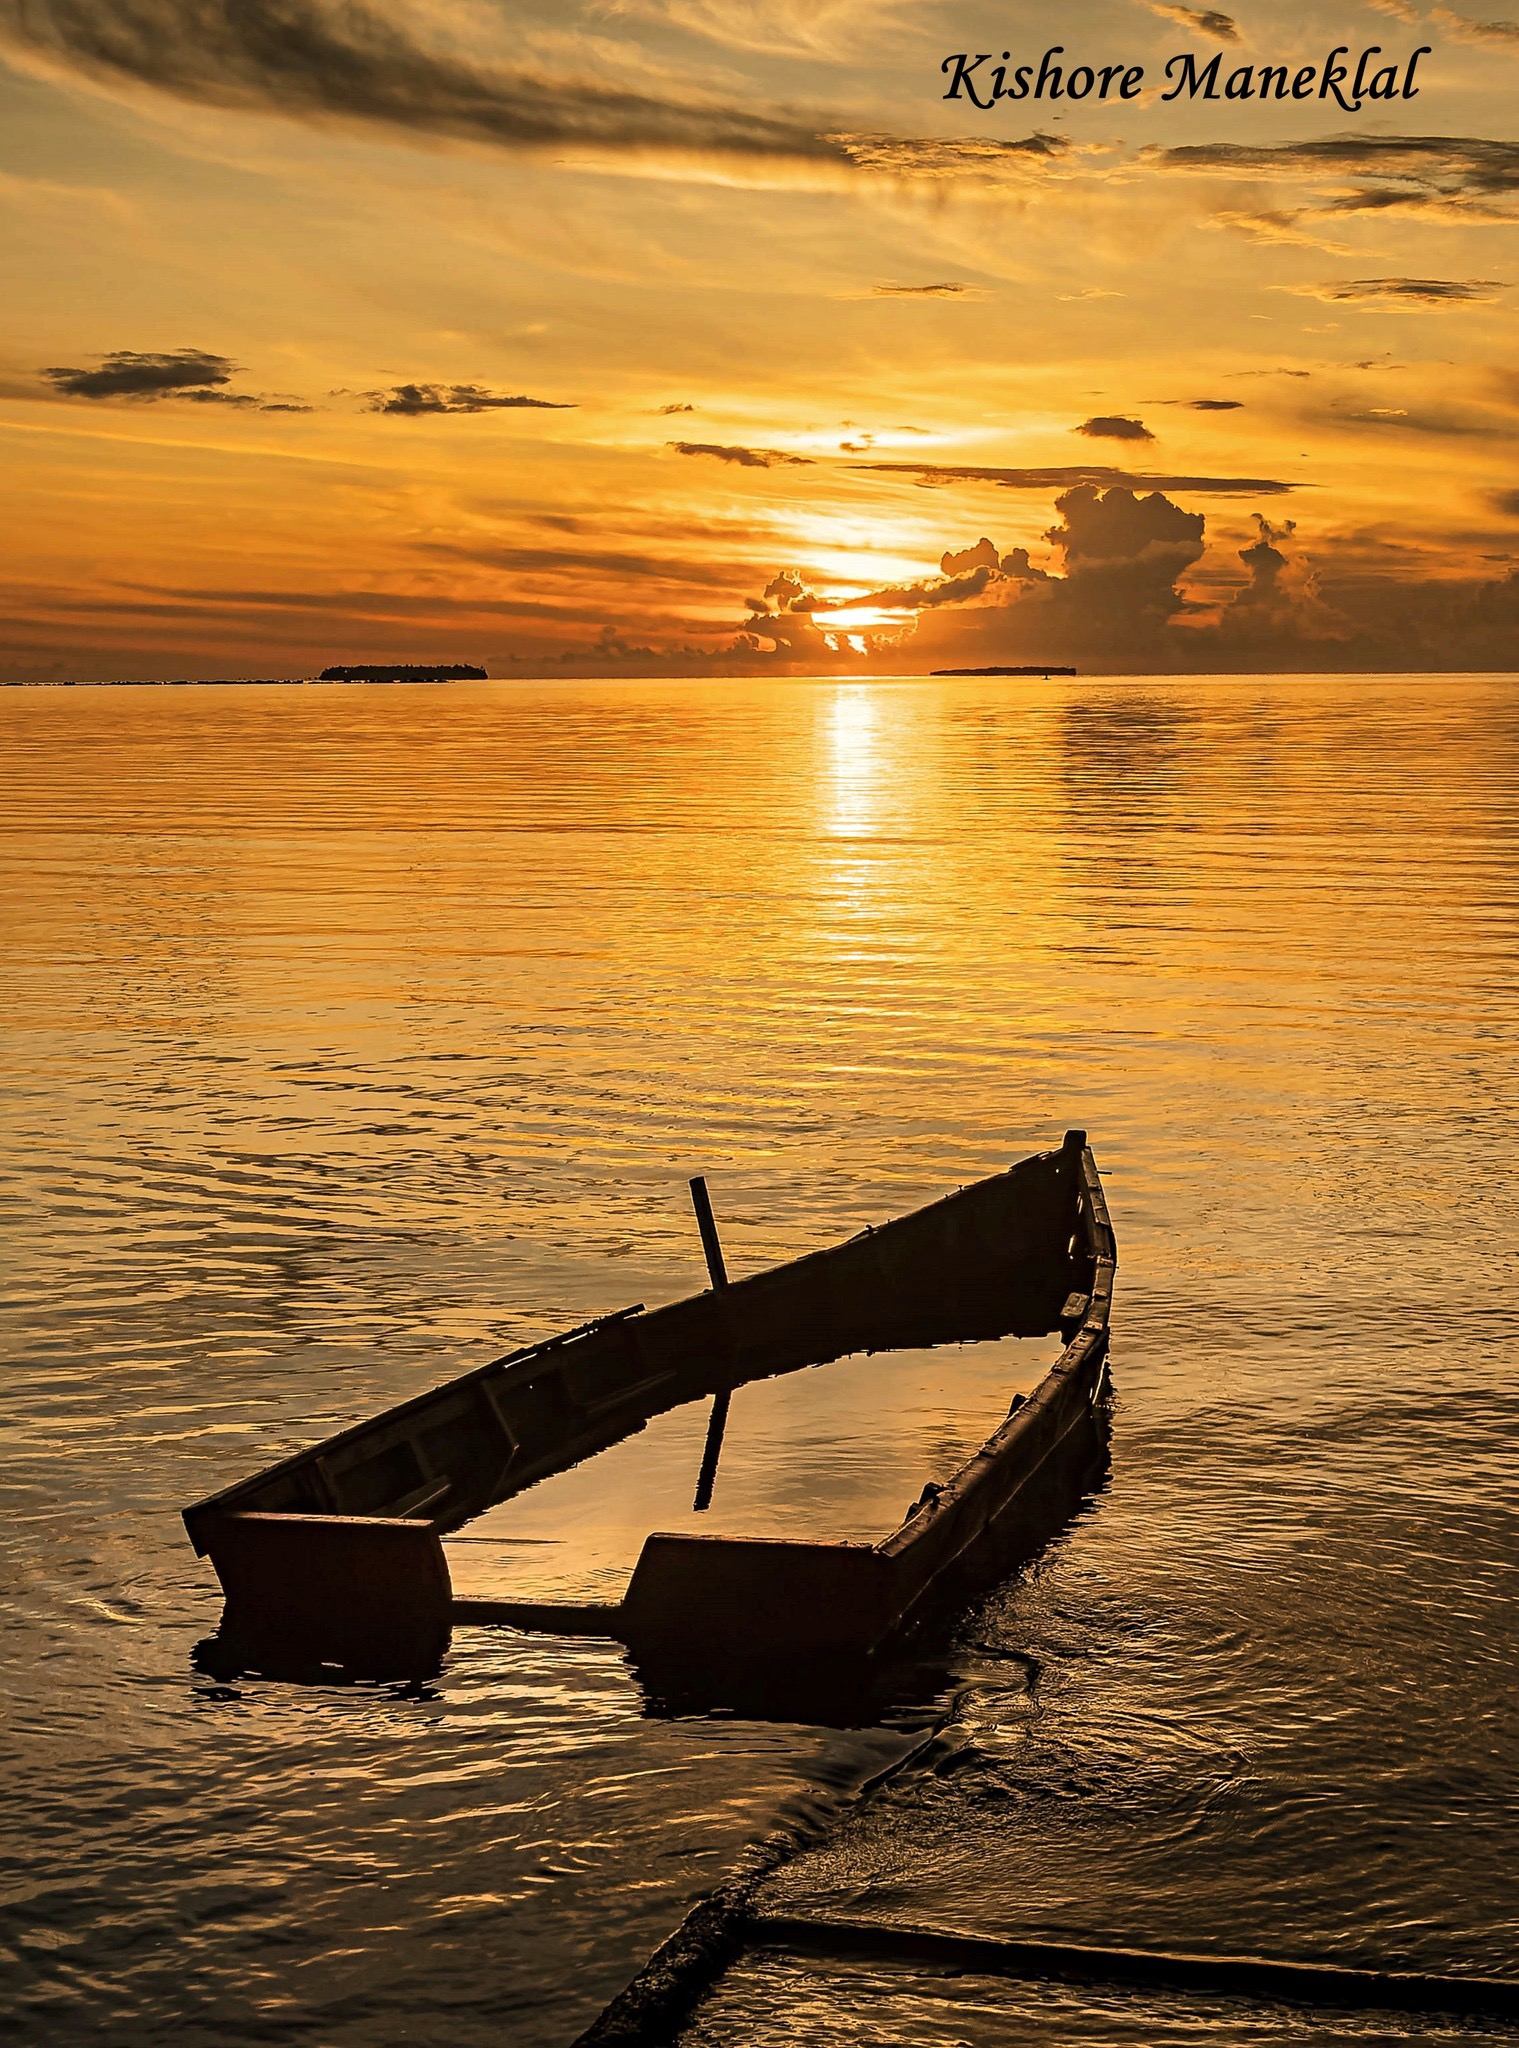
1,676 -> 1515,2043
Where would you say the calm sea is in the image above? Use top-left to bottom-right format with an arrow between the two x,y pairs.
1,677 -> 1514,2045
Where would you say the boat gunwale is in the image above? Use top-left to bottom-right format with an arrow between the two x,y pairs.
180,1304 -> 647,1552
479,1142 -> 1114,1646
183,1145 -> 1094,1553
872,1139 -> 1113,1567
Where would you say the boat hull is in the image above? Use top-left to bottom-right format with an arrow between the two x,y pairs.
184,1132 -> 1115,1694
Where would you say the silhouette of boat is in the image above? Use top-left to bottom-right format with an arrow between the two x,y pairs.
184,1132 -> 1114,1702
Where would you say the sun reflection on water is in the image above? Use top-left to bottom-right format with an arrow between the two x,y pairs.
824,684 -> 882,839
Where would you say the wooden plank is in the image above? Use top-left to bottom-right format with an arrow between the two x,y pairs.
451,1597 -> 623,1637
745,1916 -> 1519,2021
202,1511 -> 451,1676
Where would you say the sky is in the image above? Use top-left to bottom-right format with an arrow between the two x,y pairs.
1,0 -> 1517,678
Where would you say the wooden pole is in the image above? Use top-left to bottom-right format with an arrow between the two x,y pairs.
689,1176 -> 731,1512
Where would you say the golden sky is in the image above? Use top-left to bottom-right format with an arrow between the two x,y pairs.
1,0 -> 1517,677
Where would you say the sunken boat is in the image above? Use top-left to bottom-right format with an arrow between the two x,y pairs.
184,1130 -> 1115,1698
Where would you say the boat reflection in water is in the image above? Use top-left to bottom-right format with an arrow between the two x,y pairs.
185,1131 -> 1115,1720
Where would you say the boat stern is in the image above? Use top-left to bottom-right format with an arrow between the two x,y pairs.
196,1510 -> 452,1678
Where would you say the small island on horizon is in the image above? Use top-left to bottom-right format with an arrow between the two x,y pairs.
932,665 -> 1078,678
319,663 -> 488,683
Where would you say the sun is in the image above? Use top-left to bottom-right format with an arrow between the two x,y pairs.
809,605 -> 916,632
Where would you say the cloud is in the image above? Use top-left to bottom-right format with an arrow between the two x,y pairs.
830,131 -> 1074,182
1042,484 -> 1206,639
1076,415 -> 1155,442
861,461 -> 1296,495
852,547 -> 1000,610
1335,406 -> 1496,436
940,538 -> 1001,576
1429,4 -> 1519,42
367,383 -> 575,415
1284,277 -> 1508,307
670,440 -> 813,466
833,536 -> 1053,619
0,0 -> 855,164
1231,515 -> 1299,615
1152,136 -> 1519,225
424,539 -> 750,589
727,486 -> 1519,676
1211,209 -> 1352,253
872,282 -> 978,298
599,0 -> 895,62
656,402 -> 695,414
0,0 -> 1081,186
738,487 -> 1213,664
42,347 -> 236,399
1145,3 -> 1239,41
1188,399 -> 1243,410
40,347 -> 313,410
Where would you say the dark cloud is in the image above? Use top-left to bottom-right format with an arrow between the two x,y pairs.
739,487 -> 1211,665
0,1 -> 1077,182
42,347 -> 235,399
1076,415 -> 1154,442
1188,398 -> 1244,411
855,564 -> 995,610
1288,277 -> 1507,306
737,572 -> 826,649
368,383 -> 575,415
861,461 -> 1296,495
40,347 -> 313,410
670,441 -> 813,468
0,0 -> 845,161
87,583 -> 579,624
1147,3 -> 1239,40
1429,5 -> 1519,44
763,571 -> 819,610
1236,514 -> 1294,600
1043,485 -> 1206,642
940,540 -> 1001,575
423,539 -> 749,589
656,402 -> 695,414
831,132 -> 1071,180
1337,407 -> 1492,436
731,486 -> 1519,676
873,282 -> 975,298
842,536 -> 1051,614
1151,136 -> 1519,224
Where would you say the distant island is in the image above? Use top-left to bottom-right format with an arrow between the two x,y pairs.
932,665 -> 1077,678
318,663 -> 488,683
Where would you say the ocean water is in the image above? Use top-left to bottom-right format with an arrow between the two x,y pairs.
1,675 -> 1514,2044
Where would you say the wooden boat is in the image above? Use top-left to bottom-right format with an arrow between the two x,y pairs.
184,1130 -> 1115,1699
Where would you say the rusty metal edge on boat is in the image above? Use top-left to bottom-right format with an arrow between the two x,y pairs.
183,1131 -> 1116,1706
